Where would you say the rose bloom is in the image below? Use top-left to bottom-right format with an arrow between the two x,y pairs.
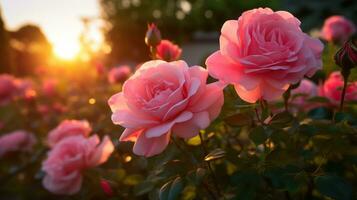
319,72 -> 357,105
0,130 -> 37,157
42,135 -> 114,195
16,79 -> 37,101
156,40 -> 182,61
100,179 -> 114,197
42,79 -> 58,97
47,120 -> 92,147
108,60 -> 224,157
321,15 -> 356,43
206,8 -> 323,103
108,65 -> 132,84
290,79 -> 318,110
0,74 -> 18,105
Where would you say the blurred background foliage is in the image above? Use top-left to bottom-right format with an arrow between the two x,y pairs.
99,0 -> 357,64
1,0 -> 357,73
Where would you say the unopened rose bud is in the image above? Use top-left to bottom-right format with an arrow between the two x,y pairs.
335,34 -> 357,77
100,179 -> 114,197
156,40 -> 182,61
145,23 -> 161,47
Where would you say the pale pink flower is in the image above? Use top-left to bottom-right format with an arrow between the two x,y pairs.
42,135 -> 114,195
47,120 -> 92,147
321,15 -> 356,43
100,179 -> 114,197
42,79 -> 58,97
290,79 -> 318,110
0,74 -> 18,105
156,40 -> 182,61
108,65 -> 132,84
206,7 -> 323,103
0,130 -> 37,157
108,60 -> 224,157
319,72 -> 357,105
16,79 -> 36,101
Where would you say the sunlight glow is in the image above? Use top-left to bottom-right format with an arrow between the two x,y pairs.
53,42 -> 80,60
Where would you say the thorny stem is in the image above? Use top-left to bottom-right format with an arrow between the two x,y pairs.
254,107 -> 263,124
171,136 -> 198,164
150,46 -> 157,59
199,132 -> 223,199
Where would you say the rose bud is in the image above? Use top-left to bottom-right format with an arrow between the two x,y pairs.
156,40 -> 182,61
100,179 -> 114,197
145,23 -> 161,47
335,34 -> 357,73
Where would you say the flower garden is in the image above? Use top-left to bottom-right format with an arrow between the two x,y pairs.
0,2 -> 357,200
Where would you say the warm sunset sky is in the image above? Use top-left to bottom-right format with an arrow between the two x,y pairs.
1,0 -> 102,59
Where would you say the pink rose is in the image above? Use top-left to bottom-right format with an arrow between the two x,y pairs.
108,60 -> 224,157
42,135 -> 114,195
156,40 -> 182,61
47,120 -> 92,147
206,8 -> 323,103
321,15 -> 356,43
0,74 -> 18,105
290,79 -> 318,110
319,72 -> 357,105
16,79 -> 37,101
0,130 -> 37,157
42,79 -> 58,97
100,179 -> 114,197
108,65 -> 132,84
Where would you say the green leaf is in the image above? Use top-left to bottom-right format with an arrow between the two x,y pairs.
195,168 -> 206,183
134,180 -> 155,196
123,174 -> 143,186
307,96 -> 330,103
249,126 -> 268,145
315,175 -> 352,200
155,159 -> 189,178
204,148 -> 226,162
308,107 -> 332,120
224,112 -> 253,126
159,176 -> 184,200
270,111 -> 293,126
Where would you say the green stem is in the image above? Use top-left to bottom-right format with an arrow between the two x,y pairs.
199,132 -> 223,199
171,136 -> 216,199
339,75 -> 348,112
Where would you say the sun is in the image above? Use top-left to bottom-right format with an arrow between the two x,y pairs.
53,41 -> 80,60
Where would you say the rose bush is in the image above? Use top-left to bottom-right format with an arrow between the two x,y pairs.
1,6 -> 357,200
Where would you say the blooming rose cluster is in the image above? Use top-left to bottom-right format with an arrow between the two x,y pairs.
287,72 -> 357,109
42,120 -> 114,195
206,8 -> 323,103
0,74 -> 37,105
319,72 -> 357,105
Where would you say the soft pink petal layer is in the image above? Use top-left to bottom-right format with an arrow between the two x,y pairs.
133,132 -> 170,157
